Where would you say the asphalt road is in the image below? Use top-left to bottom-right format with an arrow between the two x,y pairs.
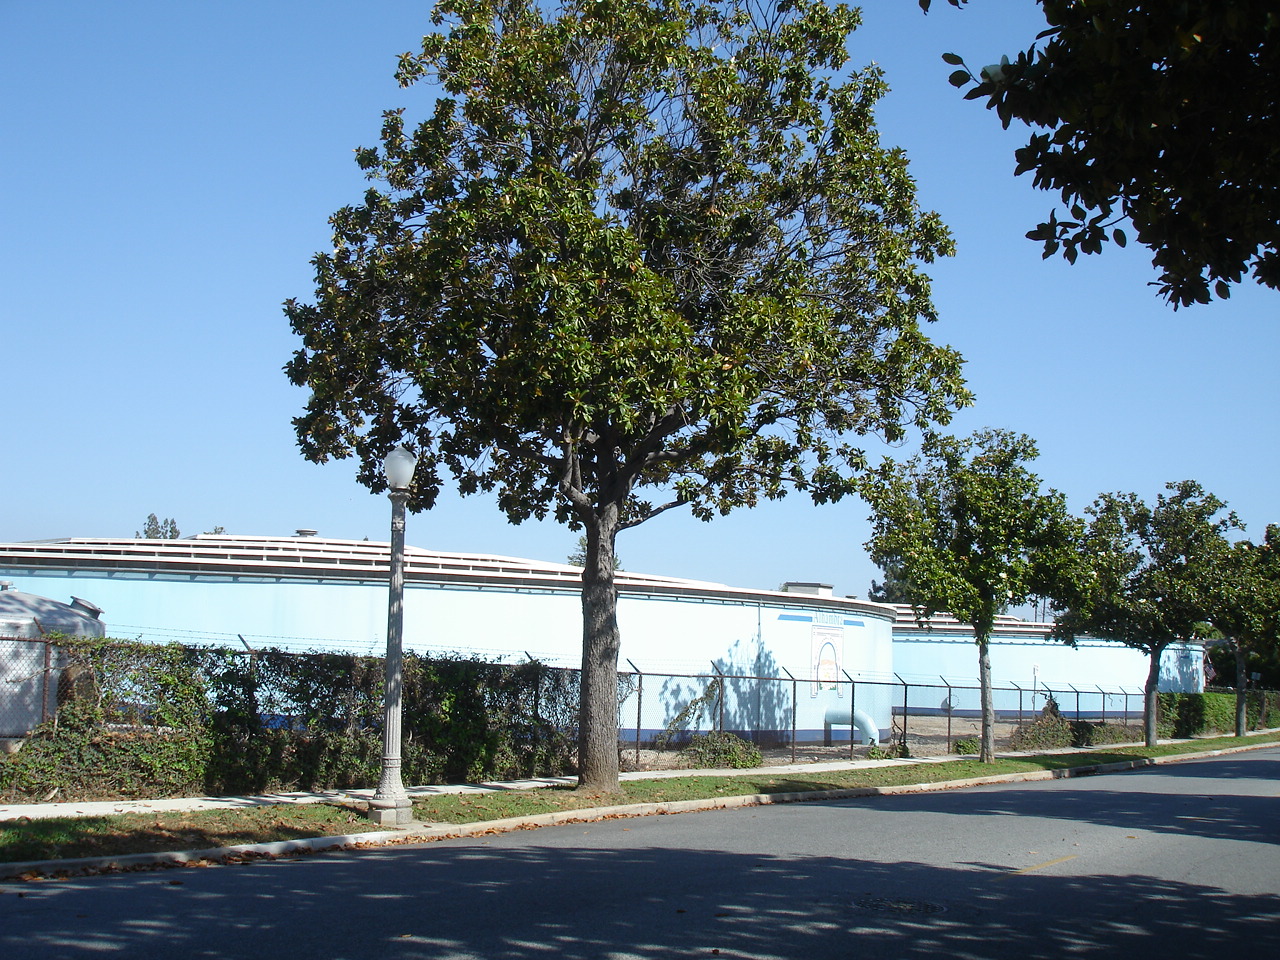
3,749 -> 1277,960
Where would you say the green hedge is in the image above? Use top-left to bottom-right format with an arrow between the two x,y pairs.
1011,692 -> 1280,745
0,639 -> 581,803
1159,690 -> 1280,738
1070,721 -> 1140,746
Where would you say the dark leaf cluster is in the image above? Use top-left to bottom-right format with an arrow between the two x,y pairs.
285,0 -> 969,535
934,1 -> 1279,307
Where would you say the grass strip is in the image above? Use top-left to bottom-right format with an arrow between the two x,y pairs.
410,731 -> 1280,824
3,731 -> 1276,865
0,803 -> 378,865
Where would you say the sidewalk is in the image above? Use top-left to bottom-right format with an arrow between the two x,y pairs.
0,755 -> 933,822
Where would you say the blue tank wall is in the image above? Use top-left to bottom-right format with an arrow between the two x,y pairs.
1,569 -> 898,737
3,566 -> 1204,741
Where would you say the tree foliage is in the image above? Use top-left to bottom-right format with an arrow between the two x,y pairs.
1204,524 -> 1279,733
286,0 -> 969,791
136,514 -> 180,539
1054,480 -> 1241,746
924,0 -> 1280,307
866,560 -> 917,604
860,429 -> 1081,761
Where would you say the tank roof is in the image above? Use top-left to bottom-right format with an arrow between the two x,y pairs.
0,583 -> 105,638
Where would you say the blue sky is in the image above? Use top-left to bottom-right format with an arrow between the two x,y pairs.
3,1 -> 1275,601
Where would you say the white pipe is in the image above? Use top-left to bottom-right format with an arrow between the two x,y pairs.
824,707 -> 880,746
853,708 -> 879,746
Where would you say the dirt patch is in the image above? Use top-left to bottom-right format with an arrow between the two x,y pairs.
620,716 -> 1029,771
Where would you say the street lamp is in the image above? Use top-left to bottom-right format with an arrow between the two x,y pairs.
368,443 -> 418,826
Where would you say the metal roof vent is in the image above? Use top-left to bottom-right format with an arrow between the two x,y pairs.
780,581 -> 833,597
295,528 -> 318,537
70,597 -> 104,620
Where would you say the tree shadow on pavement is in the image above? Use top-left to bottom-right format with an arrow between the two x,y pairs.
2,833 -> 1277,960
865,762 -> 1280,847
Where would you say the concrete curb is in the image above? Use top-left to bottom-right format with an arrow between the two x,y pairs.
2,737 -> 1275,882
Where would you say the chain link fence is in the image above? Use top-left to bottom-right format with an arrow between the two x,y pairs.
4,636 -> 1273,794
0,636 -> 580,800
0,638 -> 60,742
619,667 -> 1151,767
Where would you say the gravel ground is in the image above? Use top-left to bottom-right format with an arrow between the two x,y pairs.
624,713 -> 1146,770
621,716 -> 1029,771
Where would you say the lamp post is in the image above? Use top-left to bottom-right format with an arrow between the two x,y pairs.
368,443 -> 417,826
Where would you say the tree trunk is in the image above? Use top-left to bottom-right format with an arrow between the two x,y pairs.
1144,648 -> 1161,747
977,637 -> 995,763
577,513 -> 622,793
1234,641 -> 1248,738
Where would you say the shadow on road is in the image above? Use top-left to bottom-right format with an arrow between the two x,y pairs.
857,759 -> 1280,847
2,836 -> 1278,959
4,750 -> 1277,959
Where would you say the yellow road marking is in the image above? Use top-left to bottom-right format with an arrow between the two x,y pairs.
1009,855 -> 1078,876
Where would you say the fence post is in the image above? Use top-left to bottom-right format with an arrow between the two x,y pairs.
842,669 -> 856,759
239,636 -> 262,734
627,659 -> 643,768
754,673 -> 762,745
1011,681 -> 1024,726
782,668 -> 797,763
941,676 -> 953,753
711,662 -> 725,733
1069,683 -> 1082,722
534,664 -> 542,743
41,638 -> 53,723
894,673 -> 909,748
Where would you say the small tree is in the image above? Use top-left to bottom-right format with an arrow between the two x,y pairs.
861,429 -> 1081,761
1056,481 -> 1240,746
286,0 -> 969,793
1206,526 -> 1279,736
137,514 -> 180,539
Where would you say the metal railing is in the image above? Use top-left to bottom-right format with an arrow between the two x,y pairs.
7,636 -> 1267,773
618,666 -> 1148,765
0,638 -> 59,739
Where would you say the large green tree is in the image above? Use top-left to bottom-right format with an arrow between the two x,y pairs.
1206,525 -> 1279,735
860,429 -> 1081,762
923,0 -> 1279,307
286,0 -> 968,792
1055,480 -> 1240,746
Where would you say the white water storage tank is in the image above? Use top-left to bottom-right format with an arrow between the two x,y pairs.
0,583 -> 105,740
0,582 -> 105,639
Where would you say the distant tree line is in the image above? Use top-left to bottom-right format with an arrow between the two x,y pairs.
863,429 -> 1278,758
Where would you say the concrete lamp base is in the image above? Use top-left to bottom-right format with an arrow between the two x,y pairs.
367,799 -> 415,827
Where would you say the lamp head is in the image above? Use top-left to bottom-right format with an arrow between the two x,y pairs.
383,444 -> 418,492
